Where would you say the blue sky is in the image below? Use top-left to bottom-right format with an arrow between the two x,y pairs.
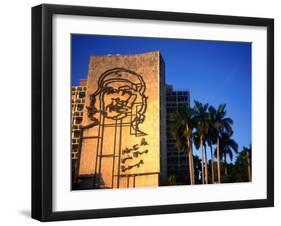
71,34 -> 252,161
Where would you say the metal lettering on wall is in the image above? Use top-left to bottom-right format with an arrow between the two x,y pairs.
84,68 -> 152,188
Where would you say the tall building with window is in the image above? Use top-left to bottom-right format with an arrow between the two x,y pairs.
71,79 -> 87,183
166,84 -> 190,184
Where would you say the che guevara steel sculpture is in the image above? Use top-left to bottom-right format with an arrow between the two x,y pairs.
83,68 -> 149,188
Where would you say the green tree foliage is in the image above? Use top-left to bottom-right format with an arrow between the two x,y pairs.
168,100 -> 251,185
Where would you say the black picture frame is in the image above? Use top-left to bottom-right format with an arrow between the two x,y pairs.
32,3 -> 274,222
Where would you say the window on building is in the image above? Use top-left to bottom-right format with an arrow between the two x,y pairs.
167,96 -> 176,102
73,130 -> 81,138
78,92 -> 85,98
178,96 -> 187,102
75,117 -> 82,124
72,144 -> 79,149
77,104 -> 84,111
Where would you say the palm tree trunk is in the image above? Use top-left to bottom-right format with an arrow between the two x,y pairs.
190,138 -> 195,184
247,151 -> 251,182
224,154 -> 228,175
200,135 -> 205,184
188,137 -> 195,185
187,138 -> 193,185
204,145 -> 208,184
210,145 -> 215,184
216,137 -> 221,183
187,148 -> 192,185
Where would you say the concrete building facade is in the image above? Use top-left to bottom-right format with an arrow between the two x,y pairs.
76,51 -> 167,189
166,84 -> 190,184
71,79 -> 87,183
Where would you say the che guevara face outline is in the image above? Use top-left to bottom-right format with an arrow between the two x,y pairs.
86,68 -> 148,136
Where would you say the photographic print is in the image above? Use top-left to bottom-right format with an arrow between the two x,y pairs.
71,35 -> 252,190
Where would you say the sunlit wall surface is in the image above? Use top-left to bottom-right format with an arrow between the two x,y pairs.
78,51 -> 165,189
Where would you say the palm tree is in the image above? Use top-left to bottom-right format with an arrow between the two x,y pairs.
205,127 -> 216,184
208,104 -> 233,183
193,131 -> 204,183
170,104 -> 195,185
193,155 -> 202,183
242,145 -> 252,182
233,145 -> 252,182
193,101 -> 210,184
215,131 -> 238,177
